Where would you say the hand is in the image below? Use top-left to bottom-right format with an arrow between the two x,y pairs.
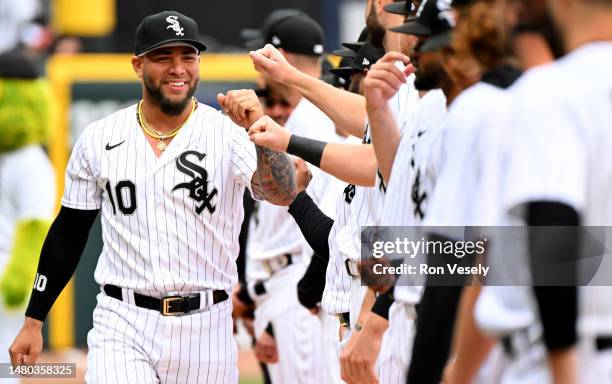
340,314 -> 387,384
340,329 -> 378,384
242,317 -> 255,337
293,158 -> 313,193
249,44 -> 300,85
363,52 -> 415,110
254,330 -> 278,364
9,317 -> 44,371
248,115 -> 292,152
217,89 -> 263,129
231,286 -> 251,319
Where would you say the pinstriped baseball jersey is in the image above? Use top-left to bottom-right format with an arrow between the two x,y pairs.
62,102 -> 257,294
322,80 -> 419,315
385,89 -> 447,304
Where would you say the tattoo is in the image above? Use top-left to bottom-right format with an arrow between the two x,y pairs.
252,145 -> 296,205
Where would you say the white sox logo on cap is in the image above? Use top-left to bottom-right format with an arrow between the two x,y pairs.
166,15 -> 184,36
362,58 -> 370,66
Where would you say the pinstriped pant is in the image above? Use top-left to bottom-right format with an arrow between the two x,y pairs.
377,302 -> 416,384
85,292 -> 238,384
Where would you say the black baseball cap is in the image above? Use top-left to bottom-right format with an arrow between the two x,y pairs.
134,11 -> 207,56
332,42 -> 364,58
242,11 -> 324,56
321,56 -> 351,89
241,9 -> 304,50
265,13 -> 325,56
331,27 -> 368,58
384,1 -> 415,15
329,42 -> 385,81
390,0 -> 455,36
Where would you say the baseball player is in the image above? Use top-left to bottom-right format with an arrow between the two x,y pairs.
0,51 -> 56,384
248,3 -> 421,383
472,1 -> 612,383
8,11 -> 296,384
351,1 -> 456,383
238,12 -> 343,384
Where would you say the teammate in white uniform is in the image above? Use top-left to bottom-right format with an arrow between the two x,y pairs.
476,1 -> 612,381
0,52 -> 56,384
9,11 -> 297,384
238,12 -> 344,383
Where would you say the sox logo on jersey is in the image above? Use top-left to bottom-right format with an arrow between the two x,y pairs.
172,150 -> 218,215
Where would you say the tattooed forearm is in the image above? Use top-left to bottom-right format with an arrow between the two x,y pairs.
252,145 -> 297,206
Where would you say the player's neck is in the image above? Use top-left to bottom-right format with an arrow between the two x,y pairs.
140,98 -> 194,134
564,12 -> 612,53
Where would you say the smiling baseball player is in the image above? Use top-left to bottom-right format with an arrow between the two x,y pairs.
8,10 -> 296,384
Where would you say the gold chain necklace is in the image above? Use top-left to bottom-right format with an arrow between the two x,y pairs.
138,98 -> 196,151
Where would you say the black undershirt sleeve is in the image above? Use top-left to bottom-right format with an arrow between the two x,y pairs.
527,201 -> 579,352
25,206 -> 99,322
371,287 -> 395,320
287,191 -> 334,262
297,253 -> 328,310
406,234 -> 468,384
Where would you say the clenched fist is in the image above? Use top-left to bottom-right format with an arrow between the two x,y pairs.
217,89 -> 263,129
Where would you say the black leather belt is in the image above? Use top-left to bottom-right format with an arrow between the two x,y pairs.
103,284 -> 228,316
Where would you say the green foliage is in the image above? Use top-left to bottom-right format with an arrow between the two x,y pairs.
0,79 -> 53,153
0,219 -> 51,308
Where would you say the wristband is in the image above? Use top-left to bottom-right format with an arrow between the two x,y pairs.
286,134 -> 327,168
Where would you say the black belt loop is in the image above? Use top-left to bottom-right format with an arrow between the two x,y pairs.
103,284 -> 228,316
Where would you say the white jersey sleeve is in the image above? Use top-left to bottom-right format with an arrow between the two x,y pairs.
230,122 -> 258,195
61,124 -> 102,210
502,66 -> 586,215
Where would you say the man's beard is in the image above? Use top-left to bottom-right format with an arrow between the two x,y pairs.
143,75 -> 198,116
414,61 -> 447,91
366,4 -> 386,49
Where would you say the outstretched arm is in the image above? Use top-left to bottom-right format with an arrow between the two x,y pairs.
218,90 -> 297,206
248,116 -> 377,186
364,52 -> 414,184
10,207 -> 98,368
250,44 -> 366,138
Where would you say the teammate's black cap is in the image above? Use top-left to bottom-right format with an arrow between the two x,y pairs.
265,13 -> 325,56
332,42 -> 365,58
0,50 -> 40,79
384,1 -> 415,15
242,11 -> 324,56
321,56 -> 351,89
331,27 -> 369,58
134,11 -> 207,56
241,9 -> 303,50
329,42 -> 385,81
390,0 -> 455,37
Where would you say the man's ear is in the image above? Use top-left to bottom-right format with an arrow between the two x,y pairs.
131,56 -> 144,79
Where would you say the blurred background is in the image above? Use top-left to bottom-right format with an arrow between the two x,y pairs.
0,0 -> 367,382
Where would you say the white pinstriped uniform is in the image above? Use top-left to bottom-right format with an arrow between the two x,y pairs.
245,98 -> 342,384
62,102 -> 258,383
375,89 -> 447,384
476,43 -> 612,384
0,145 -> 56,384
327,77 -> 420,383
